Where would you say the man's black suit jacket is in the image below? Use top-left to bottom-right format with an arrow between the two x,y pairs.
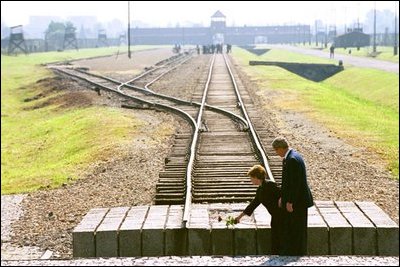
281,149 -> 313,209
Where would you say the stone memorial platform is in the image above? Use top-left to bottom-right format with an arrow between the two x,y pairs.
73,201 -> 398,257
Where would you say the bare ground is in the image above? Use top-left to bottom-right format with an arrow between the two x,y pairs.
3,49 -> 398,260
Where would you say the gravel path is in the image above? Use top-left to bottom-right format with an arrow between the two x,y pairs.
268,44 -> 399,73
1,195 -> 24,242
1,256 -> 399,266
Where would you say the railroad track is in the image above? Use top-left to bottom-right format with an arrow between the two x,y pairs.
49,50 -> 283,226
152,54 -> 284,207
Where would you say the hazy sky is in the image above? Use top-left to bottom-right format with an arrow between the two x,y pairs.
1,1 -> 398,27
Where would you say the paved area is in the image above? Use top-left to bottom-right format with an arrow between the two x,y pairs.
268,44 -> 399,73
1,195 -> 25,242
1,195 -> 50,261
1,255 -> 399,266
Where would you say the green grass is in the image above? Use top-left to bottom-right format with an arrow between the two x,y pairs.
1,46 -> 171,194
233,47 -> 399,179
1,107 -> 143,194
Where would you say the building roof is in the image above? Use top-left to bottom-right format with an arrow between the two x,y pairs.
211,10 -> 226,18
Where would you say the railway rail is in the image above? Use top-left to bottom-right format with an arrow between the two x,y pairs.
49,50 -> 284,228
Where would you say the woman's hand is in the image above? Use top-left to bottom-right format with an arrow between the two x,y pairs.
234,212 -> 244,224
286,202 -> 293,213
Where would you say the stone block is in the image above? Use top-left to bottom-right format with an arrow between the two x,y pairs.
165,228 -> 187,256
188,228 -> 211,255
254,205 -> 272,255
307,206 -> 329,255
119,206 -> 149,257
72,208 -> 108,257
95,207 -> 129,257
336,201 -> 376,255
255,227 -> 271,255
165,205 -> 186,256
142,205 -> 168,256
356,201 -> 399,256
187,204 -> 210,255
316,201 -> 352,255
72,230 -> 96,258
234,224 -> 257,256
211,222 -> 234,255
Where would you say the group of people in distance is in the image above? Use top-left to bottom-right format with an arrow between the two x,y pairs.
235,136 -> 314,256
198,43 -> 232,54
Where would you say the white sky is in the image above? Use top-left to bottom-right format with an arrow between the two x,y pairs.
1,1 -> 398,27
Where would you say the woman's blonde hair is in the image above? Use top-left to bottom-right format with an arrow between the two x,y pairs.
247,165 -> 266,180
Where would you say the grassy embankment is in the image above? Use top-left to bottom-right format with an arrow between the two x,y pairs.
234,47 -> 399,179
1,46 -> 173,194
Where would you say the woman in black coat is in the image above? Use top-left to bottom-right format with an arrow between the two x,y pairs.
234,164 -> 284,254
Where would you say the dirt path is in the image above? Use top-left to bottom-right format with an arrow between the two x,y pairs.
268,44 -> 399,73
72,47 -> 176,79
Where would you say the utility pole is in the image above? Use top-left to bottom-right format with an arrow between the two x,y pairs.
128,1 -> 131,59
373,1 -> 377,53
325,24 -> 328,48
395,3 -> 398,55
344,5 -> 347,34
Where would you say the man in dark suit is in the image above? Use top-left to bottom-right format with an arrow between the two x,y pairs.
272,137 -> 314,256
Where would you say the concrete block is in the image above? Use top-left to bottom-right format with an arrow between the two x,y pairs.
165,228 -> 187,256
254,205 -> 272,255
72,230 -> 96,258
234,223 -> 257,256
142,205 -> 168,256
307,206 -> 329,255
336,201 -> 376,255
255,227 -> 271,255
95,207 -> 129,257
356,201 -> 399,256
165,205 -> 186,256
376,227 -> 399,256
188,205 -> 210,255
188,228 -> 211,255
73,208 -> 108,257
119,206 -> 149,257
211,222 -> 234,255
316,201 -> 352,255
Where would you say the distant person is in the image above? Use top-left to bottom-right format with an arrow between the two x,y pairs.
211,44 -> 215,54
272,137 -> 314,256
202,45 -> 207,54
226,44 -> 232,53
329,44 -> 335,58
234,165 -> 284,254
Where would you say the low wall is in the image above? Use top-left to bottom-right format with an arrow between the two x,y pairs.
249,61 -> 344,82
73,201 -> 398,257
